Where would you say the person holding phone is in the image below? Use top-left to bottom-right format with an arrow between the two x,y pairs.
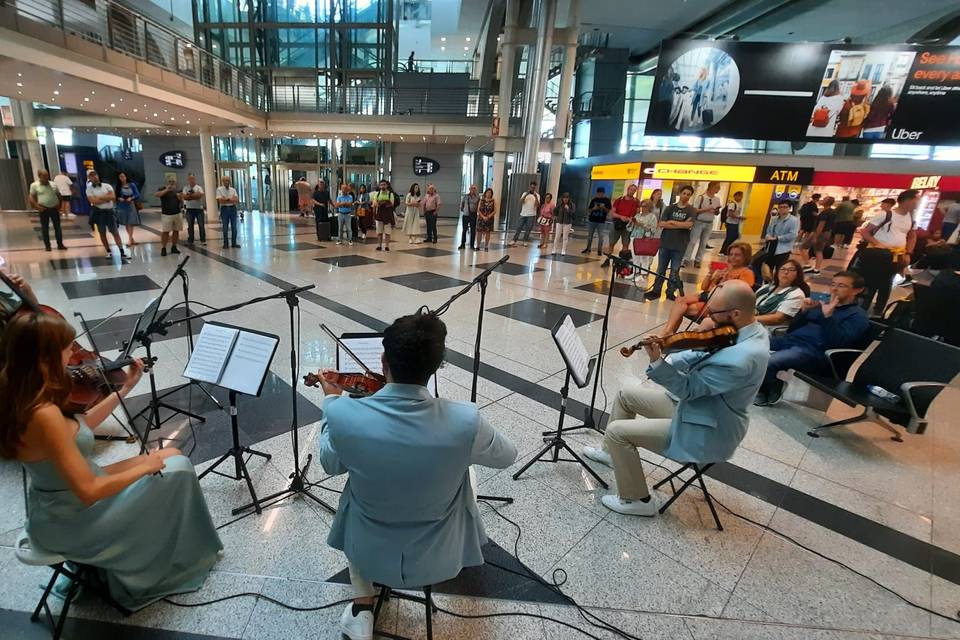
755,271 -> 869,406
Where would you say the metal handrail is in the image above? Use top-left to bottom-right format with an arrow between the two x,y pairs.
401,59 -> 475,74
7,0 -> 266,111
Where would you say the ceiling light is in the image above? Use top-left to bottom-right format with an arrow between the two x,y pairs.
90,90 -> 95,95
466,37 -> 471,42
17,72 -> 22,77
463,46 -> 469,50
153,113 -> 158,117
110,103 -> 115,107
16,82 -> 22,87
400,136 -> 404,140
185,120 -> 190,124
440,37 -> 446,42
84,97 -> 90,101
133,108 -> 138,112
440,46 -> 445,51
53,90 -> 59,95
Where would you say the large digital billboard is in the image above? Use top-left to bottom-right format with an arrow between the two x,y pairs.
645,41 -> 960,145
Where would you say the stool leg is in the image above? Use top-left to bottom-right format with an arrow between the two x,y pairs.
33,566 -> 61,622
53,576 -> 81,640
424,586 -> 433,640
696,471 -> 723,532
374,586 -> 390,620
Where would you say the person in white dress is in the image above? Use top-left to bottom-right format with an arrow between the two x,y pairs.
402,183 -> 423,244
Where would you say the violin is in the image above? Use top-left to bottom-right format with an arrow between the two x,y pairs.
303,370 -> 386,396
620,325 -> 738,358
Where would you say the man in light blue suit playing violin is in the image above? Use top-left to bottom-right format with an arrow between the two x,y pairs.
584,280 -> 770,517
317,312 -> 517,640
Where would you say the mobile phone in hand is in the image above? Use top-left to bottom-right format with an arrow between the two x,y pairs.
810,292 -> 832,304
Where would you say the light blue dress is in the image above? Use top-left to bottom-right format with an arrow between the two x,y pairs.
22,418 -> 222,611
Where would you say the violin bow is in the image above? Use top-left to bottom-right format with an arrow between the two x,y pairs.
319,324 -> 380,379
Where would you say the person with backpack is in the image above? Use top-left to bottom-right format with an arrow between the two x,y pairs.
684,181 -> 722,269
836,79 -> 871,139
719,190 -> 744,255
373,179 -> 400,252
856,190 -> 917,314
807,80 -> 844,137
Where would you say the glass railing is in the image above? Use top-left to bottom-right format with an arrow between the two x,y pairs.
400,59 -> 475,75
8,0 -> 266,111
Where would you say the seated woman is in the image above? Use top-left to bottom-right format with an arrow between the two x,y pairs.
659,241 -> 755,336
0,313 -> 222,612
697,258 -> 809,333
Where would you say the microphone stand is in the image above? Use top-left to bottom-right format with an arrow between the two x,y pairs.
150,284 -> 338,517
547,253 -> 684,436
433,255 -> 513,505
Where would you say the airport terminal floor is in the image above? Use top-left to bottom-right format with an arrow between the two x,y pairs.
1,207 -> 958,640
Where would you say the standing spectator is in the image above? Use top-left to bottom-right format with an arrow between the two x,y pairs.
407,51 -> 416,71
422,184 -> 442,244
603,184 -> 640,267
857,190 -> 917,313
684,181 -> 722,268
402,183 -> 423,244
581,187 -> 611,255
552,192 -> 575,256
114,172 -> 141,248
355,184 -> 372,241
335,183 -> 355,246
476,188 -> 496,251
761,201 -> 799,278
649,188 -> 664,219
719,190 -> 744,255
797,193 -> 821,245
296,177 -> 314,217
373,179 -> 400,252
52,170 -> 73,218
28,169 -> 66,252
833,195 -> 856,248
288,179 -> 299,212
510,182 -> 540,246
216,175 -> 241,249
181,173 -> 207,245
537,193 -> 555,249
941,200 -> 960,242
645,184 -> 695,301
86,171 -> 127,259
458,184 -> 480,251
154,177 -> 183,256
629,199 -> 659,280
802,196 -> 837,276
312,179 -> 332,239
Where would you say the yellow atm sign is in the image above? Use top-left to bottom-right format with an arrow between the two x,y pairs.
652,163 -> 757,182
591,162 -> 643,180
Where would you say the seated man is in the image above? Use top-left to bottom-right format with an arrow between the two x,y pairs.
317,313 -> 517,640
583,280 -> 770,516
755,270 -> 870,406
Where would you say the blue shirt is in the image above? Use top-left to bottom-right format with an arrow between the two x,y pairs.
767,214 -> 799,256
777,303 -> 870,353
336,194 -> 353,215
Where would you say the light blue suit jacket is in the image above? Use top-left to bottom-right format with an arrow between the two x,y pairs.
648,322 -> 770,463
767,214 -> 799,255
318,383 -> 517,588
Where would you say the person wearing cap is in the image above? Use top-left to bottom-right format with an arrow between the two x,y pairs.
836,79 -> 871,139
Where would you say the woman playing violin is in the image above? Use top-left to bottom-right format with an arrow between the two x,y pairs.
0,313 -> 222,611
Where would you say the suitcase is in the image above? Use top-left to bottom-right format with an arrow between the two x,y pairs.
328,215 -> 338,238
315,221 -> 331,241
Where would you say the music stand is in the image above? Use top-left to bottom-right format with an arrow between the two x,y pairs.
513,315 -> 608,488
190,322 -> 278,514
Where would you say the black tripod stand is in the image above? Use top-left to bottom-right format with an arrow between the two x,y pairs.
432,255 -> 513,506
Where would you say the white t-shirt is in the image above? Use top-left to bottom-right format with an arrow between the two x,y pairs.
944,203 -> 960,225
182,184 -> 205,209
519,192 -> 540,217
216,186 -> 238,205
806,93 -> 844,137
52,174 -> 73,196
868,209 -> 913,248
725,200 -> 743,223
694,193 -> 721,222
85,183 -> 115,209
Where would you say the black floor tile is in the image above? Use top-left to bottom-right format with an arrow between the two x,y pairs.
61,275 -> 160,299
382,271 -> 471,292
87,306 -> 206,353
49,256 -> 118,270
271,241 -> 325,251
314,254 -> 385,267
399,247 -> 457,258
0,608 -> 227,640
575,279 -> 650,302
541,254 -> 599,265
488,298 -> 599,329
123,371 -> 322,466
472,261 -> 543,276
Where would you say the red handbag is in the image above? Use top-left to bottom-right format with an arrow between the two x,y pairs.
633,237 -> 660,256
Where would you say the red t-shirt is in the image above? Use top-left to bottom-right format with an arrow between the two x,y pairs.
612,196 -> 639,220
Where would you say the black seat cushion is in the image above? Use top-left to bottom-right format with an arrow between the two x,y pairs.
794,373 -> 912,426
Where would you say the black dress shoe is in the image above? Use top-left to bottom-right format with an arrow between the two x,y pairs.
44,246 -> 52,252
580,248 -> 590,254
161,247 -> 167,256
57,245 -> 67,250
601,259 -> 610,267
170,246 -> 181,254
458,245 -> 465,250
643,290 -> 660,301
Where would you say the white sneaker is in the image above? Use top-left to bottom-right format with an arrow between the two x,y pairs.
349,241 -> 354,246
601,493 -> 661,517
582,446 -> 613,468
336,241 -> 342,245
339,603 -> 373,640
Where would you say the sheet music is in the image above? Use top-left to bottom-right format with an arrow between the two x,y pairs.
554,315 -> 590,387
183,324 -> 239,385
338,336 -> 437,397
219,331 -> 279,396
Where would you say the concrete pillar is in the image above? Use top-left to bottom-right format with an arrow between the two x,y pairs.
200,127 -> 218,216
44,127 -> 60,173
492,0 -> 519,227
0,120 -> 10,160
12,100 -> 44,180
520,0 -> 556,173
547,0 -> 579,198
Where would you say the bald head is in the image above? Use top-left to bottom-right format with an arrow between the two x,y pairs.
707,279 -> 756,328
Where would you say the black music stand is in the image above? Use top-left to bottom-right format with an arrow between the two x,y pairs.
513,315 -> 608,487
191,322 -> 278,514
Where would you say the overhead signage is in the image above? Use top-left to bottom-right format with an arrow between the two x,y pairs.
911,175 -> 941,189
591,162 -> 642,180
413,156 -> 440,176
650,163 -> 756,182
646,41 -> 960,145
754,166 -> 814,185
159,150 -> 185,168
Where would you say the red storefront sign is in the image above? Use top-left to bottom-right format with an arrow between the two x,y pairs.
811,171 -> 960,191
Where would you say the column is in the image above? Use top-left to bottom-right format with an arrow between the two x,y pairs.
200,127 -> 218,216
44,127 -> 60,173
492,0 -> 519,227
547,0 -> 579,198
519,0 -> 556,173
12,100 -> 44,180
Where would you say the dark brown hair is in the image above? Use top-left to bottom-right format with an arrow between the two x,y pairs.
0,313 -> 76,459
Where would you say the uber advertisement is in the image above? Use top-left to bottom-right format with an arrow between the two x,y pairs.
646,40 -> 960,145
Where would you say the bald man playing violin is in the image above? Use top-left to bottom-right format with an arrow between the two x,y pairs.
584,280 -> 770,517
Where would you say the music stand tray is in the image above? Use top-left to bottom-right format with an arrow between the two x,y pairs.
513,315 -> 609,488
189,322 -> 279,514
